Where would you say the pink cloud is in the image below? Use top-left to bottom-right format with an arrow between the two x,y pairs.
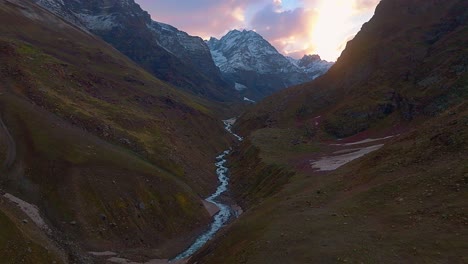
251,5 -> 312,39
249,4 -> 319,58
136,0 -> 266,38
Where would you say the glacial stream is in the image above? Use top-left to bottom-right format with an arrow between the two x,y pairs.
173,119 -> 243,261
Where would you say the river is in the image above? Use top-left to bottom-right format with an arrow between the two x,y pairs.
172,119 -> 243,261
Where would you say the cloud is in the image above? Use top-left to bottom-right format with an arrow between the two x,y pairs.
136,0 -> 266,38
353,0 -> 381,11
250,5 -> 310,39
249,3 -> 318,58
136,0 -> 380,60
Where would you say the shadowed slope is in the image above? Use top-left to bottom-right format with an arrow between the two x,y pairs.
237,0 -> 467,137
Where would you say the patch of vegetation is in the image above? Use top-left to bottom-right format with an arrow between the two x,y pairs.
0,210 -> 60,263
250,128 -> 320,164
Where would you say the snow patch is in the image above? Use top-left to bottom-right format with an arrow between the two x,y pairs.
286,56 -> 299,66
311,144 -> 384,171
36,0 -> 64,9
75,13 -> 118,31
234,82 -> 247,91
331,136 -> 397,146
243,97 -> 256,103
156,22 -> 177,33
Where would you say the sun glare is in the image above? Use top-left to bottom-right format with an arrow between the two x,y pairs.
311,0 -> 355,61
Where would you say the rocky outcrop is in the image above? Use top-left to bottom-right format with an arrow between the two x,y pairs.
148,22 -> 226,88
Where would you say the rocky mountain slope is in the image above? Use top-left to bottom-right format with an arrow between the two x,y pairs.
0,0 -> 235,262
190,0 -> 468,263
208,30 -> 333,100
34,0 -> 237,102
291,54 -> 334,77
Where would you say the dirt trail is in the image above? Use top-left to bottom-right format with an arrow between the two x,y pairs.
0,115 -> 16,169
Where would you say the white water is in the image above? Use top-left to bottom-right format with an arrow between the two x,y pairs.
223,119 -> 243,142
172,119 -> 243,261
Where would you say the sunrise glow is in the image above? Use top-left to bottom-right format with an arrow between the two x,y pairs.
311,0 -> 355,61
137,0 -> 380,62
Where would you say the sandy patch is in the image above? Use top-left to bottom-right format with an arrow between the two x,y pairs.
203,200 -> 220,217
232,204 -> 243,217
3,193 -> 51,233
311,144 -> 384,171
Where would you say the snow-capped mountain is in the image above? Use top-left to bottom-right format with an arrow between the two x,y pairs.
208,30 -> 333,100
208,30 -> 299,74
34,0 -> 234,101
148,21 -> 224,82
34,1 -> 332,101
293,55 -> 334,79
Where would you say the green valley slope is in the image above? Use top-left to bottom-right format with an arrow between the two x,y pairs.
0,0 -> 234,262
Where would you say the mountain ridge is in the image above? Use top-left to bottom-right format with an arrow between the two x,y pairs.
207,29 -> 333,100
34,0 -> 238,102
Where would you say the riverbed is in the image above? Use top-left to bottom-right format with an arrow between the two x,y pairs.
172,119 -> 243,261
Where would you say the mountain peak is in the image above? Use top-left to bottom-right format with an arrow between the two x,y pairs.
301,54 -> 322,62
298,54 -> 333,70
208,30 -> 333,99
208,30 -> 292,74
226,29 -> 261,38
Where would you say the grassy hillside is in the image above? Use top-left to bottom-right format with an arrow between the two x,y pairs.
190,0 -> 468,263
0,0 -> 234,260
0,207 -> 63,264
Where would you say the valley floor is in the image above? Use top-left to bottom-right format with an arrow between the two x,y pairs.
191,107 -> 468,263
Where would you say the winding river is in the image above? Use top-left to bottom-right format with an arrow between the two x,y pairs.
173,119 -> 243,261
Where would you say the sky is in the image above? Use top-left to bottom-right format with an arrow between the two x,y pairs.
136,0 -> 381,61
